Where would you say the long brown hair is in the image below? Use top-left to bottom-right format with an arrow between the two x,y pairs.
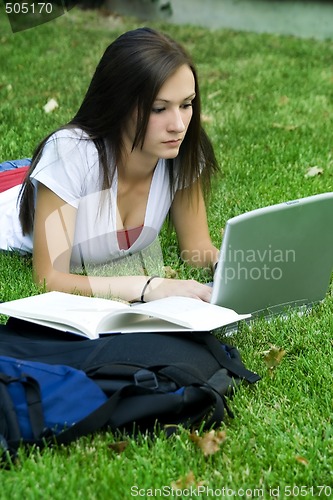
19,27 -> 219,235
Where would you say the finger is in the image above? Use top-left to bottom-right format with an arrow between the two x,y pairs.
191,283 -> 212,302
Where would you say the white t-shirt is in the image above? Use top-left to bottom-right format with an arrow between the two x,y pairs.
0,129 -> 177,270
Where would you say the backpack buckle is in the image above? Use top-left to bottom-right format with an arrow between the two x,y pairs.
134,369 -> 158,390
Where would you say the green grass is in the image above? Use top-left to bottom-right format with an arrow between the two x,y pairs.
1,5 -> 333,496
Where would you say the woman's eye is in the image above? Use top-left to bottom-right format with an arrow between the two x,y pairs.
182,103 -> 193,109
152,107 -> 165,114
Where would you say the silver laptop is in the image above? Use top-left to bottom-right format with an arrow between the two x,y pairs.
211,192 -> 333,317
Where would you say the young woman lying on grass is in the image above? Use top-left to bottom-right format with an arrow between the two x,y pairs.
0,27 -> 220,303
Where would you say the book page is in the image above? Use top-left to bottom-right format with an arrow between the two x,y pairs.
130,297 -> 250,331
96,314 -> 190,333
0,292 -> 129,337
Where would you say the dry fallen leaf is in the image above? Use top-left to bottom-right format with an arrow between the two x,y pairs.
201,114 -> 213,123
295,455 -> 309,466
108,440 -> 129,454
278,95 -> 290,106
272,122 -> 299,131
163,266 -> 179,279
262,344 -> 286,371
189,429 -> 226,456
171,470 -> 205,490
304,166 -> 324,178
43,98 -> 59,114
0,83 -> 12,92
207,89 -> 222,100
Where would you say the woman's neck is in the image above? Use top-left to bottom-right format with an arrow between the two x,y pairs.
118,149 -> 158,184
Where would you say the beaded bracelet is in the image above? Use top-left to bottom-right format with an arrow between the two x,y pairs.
141,276 -> 159,303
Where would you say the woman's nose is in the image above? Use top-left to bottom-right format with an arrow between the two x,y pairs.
167,109 -> 186,133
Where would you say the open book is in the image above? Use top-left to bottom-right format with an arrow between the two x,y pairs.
0,292 -> 250,339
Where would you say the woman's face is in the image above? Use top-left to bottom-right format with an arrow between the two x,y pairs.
125,64 -> 196,164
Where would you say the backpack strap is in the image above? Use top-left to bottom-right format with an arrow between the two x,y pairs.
191,333 -> 261,383
52,384 -> 145,445
0,373 -> 45,441
0,374 -> 21,443
157,363 -> 234,425
20,374 -> 45,439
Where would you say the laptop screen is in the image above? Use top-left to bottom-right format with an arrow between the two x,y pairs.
211,192 -> 333,315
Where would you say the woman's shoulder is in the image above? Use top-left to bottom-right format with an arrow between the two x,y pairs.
41,127 -> 98,164
45,127 -> 91,146
32,127 -> 99,184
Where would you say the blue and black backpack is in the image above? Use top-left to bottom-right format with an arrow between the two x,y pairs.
0,318 -> 260,460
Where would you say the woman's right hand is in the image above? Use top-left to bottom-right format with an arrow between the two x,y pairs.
142,277 -> 212,303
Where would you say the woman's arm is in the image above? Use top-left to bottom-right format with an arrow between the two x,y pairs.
170,181 -> 219,271
32,184 -> 212,302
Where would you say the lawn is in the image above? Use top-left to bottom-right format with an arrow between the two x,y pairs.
1,4 -> 333,497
